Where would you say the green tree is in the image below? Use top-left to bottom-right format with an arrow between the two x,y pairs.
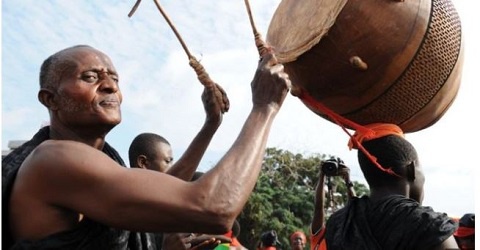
237,147 -> 368,249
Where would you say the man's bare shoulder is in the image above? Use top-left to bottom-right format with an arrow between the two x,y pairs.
14,139 -> 129,212
9,140 -> 126,240
19,139 -> 123,184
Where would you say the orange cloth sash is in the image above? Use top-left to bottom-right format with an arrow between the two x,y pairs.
297,89 -> 404,177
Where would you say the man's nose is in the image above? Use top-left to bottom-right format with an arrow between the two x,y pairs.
99,74 -> 119,93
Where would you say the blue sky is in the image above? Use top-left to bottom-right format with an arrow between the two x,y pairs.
1,0 -> 477,217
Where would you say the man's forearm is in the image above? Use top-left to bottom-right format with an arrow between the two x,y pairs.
194,106 -> 277,217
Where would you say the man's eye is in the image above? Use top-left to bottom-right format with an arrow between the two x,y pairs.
110,75 -> 119,83
82,73 -> 99,83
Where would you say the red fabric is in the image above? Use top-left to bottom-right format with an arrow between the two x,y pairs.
347,123 -> 404,150
223,230 -> 233,238
230,237 -> 241,246
454,227 -> 475,237
310,227 -> 327,250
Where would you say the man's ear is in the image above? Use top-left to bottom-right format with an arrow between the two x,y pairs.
38,89 -> 58,110
136,155 -> 148,169
406,161 -> 416,182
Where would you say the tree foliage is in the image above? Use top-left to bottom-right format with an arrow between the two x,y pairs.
237,147 -> 369,249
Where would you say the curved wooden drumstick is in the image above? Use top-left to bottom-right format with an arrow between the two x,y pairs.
128,0 -> 230,114
243,0 -> 272,58
127,0 -> 142,18
128,0 -> 215,89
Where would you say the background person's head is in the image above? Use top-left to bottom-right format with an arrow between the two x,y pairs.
128,133 -> 172,172
454,213 -> 475,250
289,231 -> 306,250
260,230 -> 280,248
358,135 -> 424,203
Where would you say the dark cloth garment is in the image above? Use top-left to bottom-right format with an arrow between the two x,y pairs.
325,195 -> 457,250
2,126 -> 162,250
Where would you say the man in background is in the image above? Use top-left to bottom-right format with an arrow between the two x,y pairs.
325,124 -> 458,249
454,213 -> 475,250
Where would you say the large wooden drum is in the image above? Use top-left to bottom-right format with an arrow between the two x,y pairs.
266,0 -> 463,133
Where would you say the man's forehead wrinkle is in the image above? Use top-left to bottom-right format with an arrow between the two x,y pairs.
59,50 -> 116,74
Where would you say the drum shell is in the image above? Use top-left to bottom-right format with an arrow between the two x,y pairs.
266,0 -> 463,133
